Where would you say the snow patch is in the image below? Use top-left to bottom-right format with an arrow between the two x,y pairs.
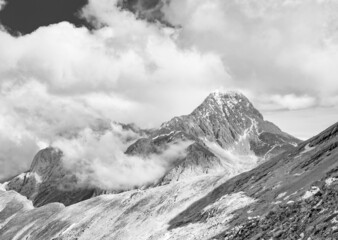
152,131 -> 176,140
27,172 -> 42,183
203,192 -> 255,214
201,192 -> 256,233
17,173 -> 26,180
263,145 -> 278,160
325,177 -> 337,186
211,90 -> 244,110
0,182 -> 8,191
276,192 -> 287,199
300,144 -> 315,155
331,217 -> 338,224
205,140 -> 258,176
302,186 -> 320,199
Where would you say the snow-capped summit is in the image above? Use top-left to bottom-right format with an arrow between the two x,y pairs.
206,90 -> 253,113
193,89 -> 263,121
127,91 -> 300,182
209,89 -> 247,100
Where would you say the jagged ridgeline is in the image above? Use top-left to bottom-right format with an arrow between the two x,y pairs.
3,91 -> 299,207
2,92 -> 337,240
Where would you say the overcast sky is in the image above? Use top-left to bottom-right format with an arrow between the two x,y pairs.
0,0 -> 338,178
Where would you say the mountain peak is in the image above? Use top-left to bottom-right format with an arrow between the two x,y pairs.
192,90 -> 263,121
209,89 -> 246,98
207,90 -> 248,105
204,90 -> 251,107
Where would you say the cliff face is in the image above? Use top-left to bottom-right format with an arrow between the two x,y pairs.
6,148 -> 97,207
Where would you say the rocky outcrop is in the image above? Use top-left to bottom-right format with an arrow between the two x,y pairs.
221,176 -> 338,240
6,148 -> 97,207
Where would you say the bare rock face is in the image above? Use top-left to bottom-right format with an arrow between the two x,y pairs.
6,148 -> 97,207
160,142 -> 224,184
163,91 -> 298,152
127,91 -> 300,183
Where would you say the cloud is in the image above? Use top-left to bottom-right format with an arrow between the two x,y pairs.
263,94 -> 317,111
1,0 -> 338,180
52,125 -> 191,190
161,0 -> 338,108
0,16 -> 229,126
0,0 -> 5,11
0,1 -> 229,179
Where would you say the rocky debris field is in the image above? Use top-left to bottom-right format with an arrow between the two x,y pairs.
220,168 -> 338,240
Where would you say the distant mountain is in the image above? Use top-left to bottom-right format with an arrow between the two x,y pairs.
3,121 -> 147,207
3,91 -> 299,208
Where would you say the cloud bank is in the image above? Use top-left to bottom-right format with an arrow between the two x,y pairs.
0,0 -> 338,180
52,125 -> 191,190
161,0 -> 338,108
0,1 -> 227,179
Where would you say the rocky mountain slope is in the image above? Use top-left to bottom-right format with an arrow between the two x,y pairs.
169,122 -> 338,240
0,121 -> 335,239
3,91 -> 299,208
0,91 -> 312,240
127,91 -> 299,182
4,147 -> 98,207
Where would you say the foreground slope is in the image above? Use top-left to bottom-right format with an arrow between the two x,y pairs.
169,122 -> 338,239
0,175 -> 254,240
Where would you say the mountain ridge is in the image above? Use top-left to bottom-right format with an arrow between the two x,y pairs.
0,121 -> 336,239
4,91 -> 300,207
0,98 -> 337,239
